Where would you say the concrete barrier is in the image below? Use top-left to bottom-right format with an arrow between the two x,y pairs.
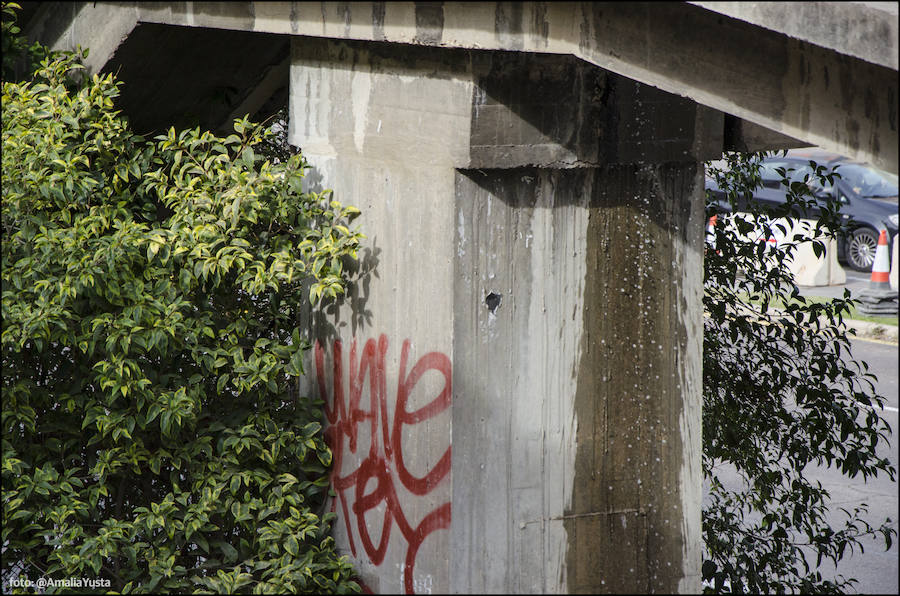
723,213 -> 845,286
776,219 -> 845,287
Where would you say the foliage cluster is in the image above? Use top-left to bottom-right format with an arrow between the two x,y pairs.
2,9 -> 363,593
1,2 -> 51,82
702,151 -> 896,593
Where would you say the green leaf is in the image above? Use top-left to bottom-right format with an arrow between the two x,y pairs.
217,540 -> 238,563
241,146 -> 255,167
285,535 -> 299,557
195,533 -> 209,553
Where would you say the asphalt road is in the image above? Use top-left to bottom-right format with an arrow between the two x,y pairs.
702,337 -> 898,594
816,337 -> 899,595
794,263 -> 898,594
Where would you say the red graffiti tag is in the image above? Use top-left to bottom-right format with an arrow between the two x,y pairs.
315,334 -> 451,595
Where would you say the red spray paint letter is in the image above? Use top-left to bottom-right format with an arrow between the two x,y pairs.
315,334 -> 451,594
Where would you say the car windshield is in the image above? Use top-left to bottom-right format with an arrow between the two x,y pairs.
833,163 -> 899,198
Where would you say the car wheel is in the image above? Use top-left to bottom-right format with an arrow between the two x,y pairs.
846,227 -> 879,272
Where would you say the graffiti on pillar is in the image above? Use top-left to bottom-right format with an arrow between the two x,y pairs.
314,334 -> 452,594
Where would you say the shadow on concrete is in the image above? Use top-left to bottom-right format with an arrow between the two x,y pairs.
101,23 -> 289,136
299,159 -> 378,345
308,239 -> 379,348
457,164 -> 699,246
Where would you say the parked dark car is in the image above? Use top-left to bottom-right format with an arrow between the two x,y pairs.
706,148 -> 899,271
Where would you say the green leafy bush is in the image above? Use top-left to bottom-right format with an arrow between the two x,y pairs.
2,37 -> 363,594
702,152 -> 896,593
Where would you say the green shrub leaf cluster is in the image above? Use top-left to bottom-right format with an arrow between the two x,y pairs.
2,22 -> 363,594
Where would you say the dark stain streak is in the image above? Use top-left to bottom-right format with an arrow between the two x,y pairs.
414,2 -> 444,46
839,65 -> 854,112
578,3 -> 592,53
888,87 -> 897,132
566,164 -> 697,593
846,119 -> 861,150
532,2 -> 550,46
372,2 -> 386,40
863,88 -> 876,120
495,1 -> 524,50
798,51 -> 806,84
807,57 -> 813,88
339,2 -> 351,37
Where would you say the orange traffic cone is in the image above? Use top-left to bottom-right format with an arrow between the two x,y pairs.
857,229 -> 897,315
705,215 -> 717,250
868,229 -> 891,288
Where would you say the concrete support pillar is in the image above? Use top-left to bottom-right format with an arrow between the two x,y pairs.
290,36 -> 709,594
452,164 -> 704,593
291,38 -> 470,595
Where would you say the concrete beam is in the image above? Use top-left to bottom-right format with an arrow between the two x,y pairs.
25,2 -> 893,169
467,51 -> 724,168
572,2 -> 898,174
23,1 -> 896,172
689,1 -> 899,70
22,1 -> 139,75
724,116 -> 809,154
97,23 -> 290,135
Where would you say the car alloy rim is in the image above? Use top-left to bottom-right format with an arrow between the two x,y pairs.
849,232 -> 877,269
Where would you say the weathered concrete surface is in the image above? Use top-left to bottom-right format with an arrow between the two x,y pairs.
289,36 -> 705,593
22,1 -> 897,171
290,38 -> 470,595
21,1 -> 139,75
723,116 -> 807,154
689,1 -> 899,70
453,165 -> 703,593
468,51 -> 723,168
452,169 -> 589,593
570,2 -> 898,174
566,163 -> 703,593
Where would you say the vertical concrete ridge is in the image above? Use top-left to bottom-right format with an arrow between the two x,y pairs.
452,168 -> 591,593
532,169 -> 590,593
350,53 -> 372,153
669,165 -> 704,594
290,36 -> 472,593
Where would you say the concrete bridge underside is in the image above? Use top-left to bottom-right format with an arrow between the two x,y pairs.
22,1 -> 899,173
19,2 -> 898,595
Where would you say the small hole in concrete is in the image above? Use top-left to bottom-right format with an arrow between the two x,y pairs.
485,291 -> 502,314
